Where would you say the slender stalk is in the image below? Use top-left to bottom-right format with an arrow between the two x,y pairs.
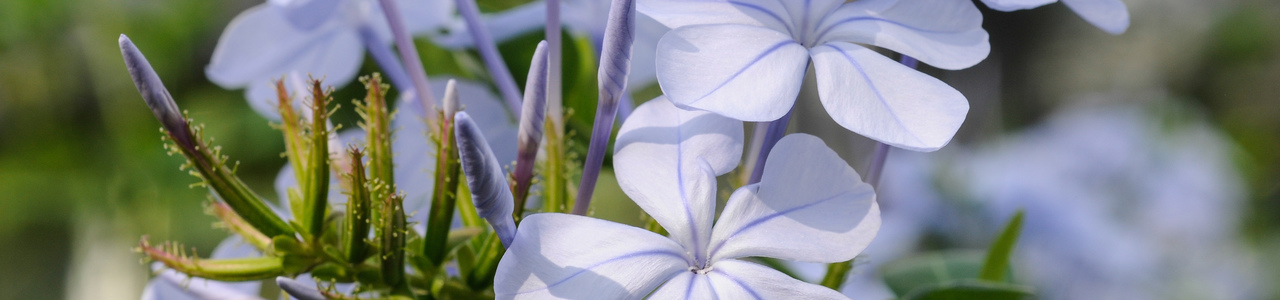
746,108 -> 794,185
376,0 -> 436,122
357,24 -> 412,93
454,0 -> 523,115
821,55 -> 918,290
424,82 -> 462,266
542,0 -> 567,213
864,143 -> 891,187
573,0 -> 636,215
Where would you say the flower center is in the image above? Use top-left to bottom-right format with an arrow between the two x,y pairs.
688,265 -> 713,275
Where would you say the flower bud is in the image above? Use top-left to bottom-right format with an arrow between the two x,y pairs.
118,34 -> 194,151
455,112 -> 516,247
575,0 -> 636,215
513,41 -> 549,208
276,277 -> 325,300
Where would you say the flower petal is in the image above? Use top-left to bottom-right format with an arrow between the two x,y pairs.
494,213 -> 688,299
614,96 -> 743,262
394,0 -> 455,34
205,4 -> 363,90
655,24 -> 809,122
980,0 -> 1057,11
269,0 -> 341,31
707,260 -> 847,299
814,0 -> 989,70
626,13 -> 669,91
708,134 -> 879,263
809,42 -> 969,152
429,1 -> 546,49
1061,0 -> 1129,35
637,0 -> 792,31
647,272 -> 718,299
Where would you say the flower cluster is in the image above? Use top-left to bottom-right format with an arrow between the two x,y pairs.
118,0 -> 1129,299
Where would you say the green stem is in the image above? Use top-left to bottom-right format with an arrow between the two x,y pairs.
424,113 -> 461,266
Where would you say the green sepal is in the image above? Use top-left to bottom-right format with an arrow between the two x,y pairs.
424,114 -> 462,266
301,79 -> 334,238
901,280 -> 1035,300
281,253 -> 312,275
273,235 -> 306,255
434,278 -> 495,300
379,193 -> 408,288
980,210 -> 1025,282
343,148 -> 374,264
139,238 -> 283,282
465,232 -> 504,289
311,262 -> 354,282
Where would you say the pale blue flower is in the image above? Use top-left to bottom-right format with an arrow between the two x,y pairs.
492,98 -> 881,299
430,0 -> 671,94
640,0 -> 989,152
981,0 -> 1129,34
205,0 -> 453,120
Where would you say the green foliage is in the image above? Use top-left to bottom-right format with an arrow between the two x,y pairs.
980,210 -> 1025,282
901,280 -> 1034,300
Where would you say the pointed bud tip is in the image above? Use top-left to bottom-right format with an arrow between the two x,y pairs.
276,277 -> 325,300
443,79 -> 459,117
118,34 -> 194,149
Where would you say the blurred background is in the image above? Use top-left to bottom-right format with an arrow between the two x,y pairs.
0,0 -> 1276,299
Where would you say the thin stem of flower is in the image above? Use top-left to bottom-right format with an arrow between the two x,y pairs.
376,0 -> 436,122
455,0 -> 524,115
864,143 -> 891,187
747,108 -> 794,184
573,105 -> 617,215
572,0 -> 636,216
357,24 -> 412,93
543,0 -> 568,214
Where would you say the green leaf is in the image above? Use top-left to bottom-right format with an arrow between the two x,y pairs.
901,280 -> 1034,300
980,210 -> 1025,282
882,250 -> 985,296
272,235 -> 305,255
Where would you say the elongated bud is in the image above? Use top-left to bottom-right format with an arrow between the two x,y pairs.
301,79 -> 332,237
120,34 -> 294,238
343,148 -> 372,264
596,0 -> 635,109
119,34 -> 194,150
358,74 -> 395,188
379,193 -> 407,287
513,41 -> 550,211
138,238 -> 283,281
574,0 -> 635,215
276,277 -> 325,300
443,79 -> 459,118
455,112 -> 516,247
423,80 -> 463,265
